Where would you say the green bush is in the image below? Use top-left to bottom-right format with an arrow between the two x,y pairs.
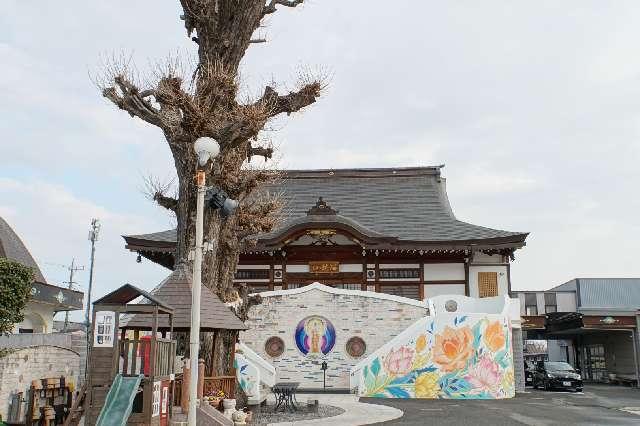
0,258 -> 34,334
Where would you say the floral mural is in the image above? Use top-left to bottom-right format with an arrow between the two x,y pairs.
358,315 -> 514,399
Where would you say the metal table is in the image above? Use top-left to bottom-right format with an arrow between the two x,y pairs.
272,382 -> 300,412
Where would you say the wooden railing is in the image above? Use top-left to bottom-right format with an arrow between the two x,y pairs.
203,376 -> 236,398
173,374 -> 237,406
120,339 -> 150,376
155,339 -> 176,377
119,338 -> 176,377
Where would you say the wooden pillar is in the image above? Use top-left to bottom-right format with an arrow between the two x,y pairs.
181,359 -> 190,413
197,359 -> 205,399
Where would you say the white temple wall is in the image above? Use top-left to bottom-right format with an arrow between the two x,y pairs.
241,286 -> 427,389
423,263 -> 465,280
423,284 -> 466,298
468,265 -> 509,297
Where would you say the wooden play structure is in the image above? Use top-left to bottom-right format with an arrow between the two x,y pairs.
86,284 -> 176,426
121,264 -> 247,411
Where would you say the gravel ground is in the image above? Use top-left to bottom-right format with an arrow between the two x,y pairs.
252,403 -> 345,425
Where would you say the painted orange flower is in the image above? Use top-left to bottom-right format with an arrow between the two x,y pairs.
433,326 -> 474,372
483,321 -> 506,352
416,334 -> 427,353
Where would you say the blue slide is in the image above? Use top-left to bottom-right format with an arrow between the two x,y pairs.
95,374 -> 144,426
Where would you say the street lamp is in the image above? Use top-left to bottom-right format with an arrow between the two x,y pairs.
187,137 -> 240,425
188,137 -> 220,426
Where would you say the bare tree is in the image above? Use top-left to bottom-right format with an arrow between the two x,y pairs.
100,0 -> 323,376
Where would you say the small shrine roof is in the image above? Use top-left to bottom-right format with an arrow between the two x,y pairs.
120,264 -> 246,331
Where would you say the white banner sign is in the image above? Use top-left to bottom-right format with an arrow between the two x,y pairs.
93,311 -> 115,347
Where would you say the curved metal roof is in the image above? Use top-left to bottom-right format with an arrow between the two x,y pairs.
0,216 -> 47,283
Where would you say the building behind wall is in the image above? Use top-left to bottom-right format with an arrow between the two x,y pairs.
125,167 -> 528,300
0,216 -> 83,333
514,278 -> 640,385
124,166 -> 529,392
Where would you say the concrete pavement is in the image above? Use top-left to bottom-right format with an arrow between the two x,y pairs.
267,394 -> 403,426
363,384 -> 640,425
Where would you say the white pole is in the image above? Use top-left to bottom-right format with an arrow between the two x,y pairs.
188,184 -> 206,425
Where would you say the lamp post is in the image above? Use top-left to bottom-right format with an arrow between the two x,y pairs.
188,137 -> 220,426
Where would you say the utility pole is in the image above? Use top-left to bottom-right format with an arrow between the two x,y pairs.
84,218 -> 100,381
63,258 -> 84,331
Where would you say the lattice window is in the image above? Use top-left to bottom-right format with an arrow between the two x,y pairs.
478,272 -> 498,298
333,283 -> 362,290
378,284 -> 420,300
235,269 -> 270,280
378,269 -> 420,279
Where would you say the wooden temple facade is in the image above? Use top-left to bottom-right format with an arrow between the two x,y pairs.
124,167 -> 529,300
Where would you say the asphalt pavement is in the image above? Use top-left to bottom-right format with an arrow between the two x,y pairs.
363,384 -> 640,426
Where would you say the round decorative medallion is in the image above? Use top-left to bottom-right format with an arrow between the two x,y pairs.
294,316 -> 336,356
264,336 -> 285,358
345,336 -> 366,358
445,299 -> 458,312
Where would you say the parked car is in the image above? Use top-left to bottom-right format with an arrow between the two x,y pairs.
533,361 -> 583,392
524,361 -> 535,386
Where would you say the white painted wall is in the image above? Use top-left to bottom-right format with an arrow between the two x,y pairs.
423,284 -> 465,298
423,263 -> 465,280
339,264 -> 362,272
12,302 -> 55,334
468,265 -> 509,298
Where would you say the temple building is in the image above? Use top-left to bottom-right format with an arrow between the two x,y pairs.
124,166 -> 528,301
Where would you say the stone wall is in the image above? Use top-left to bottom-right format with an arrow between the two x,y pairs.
241,285 -> 427,389
0,345 -> 80,422
512,328 -> 525,392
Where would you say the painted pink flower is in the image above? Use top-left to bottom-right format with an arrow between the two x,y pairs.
466,356 -> 501,391
383,346 -> 415,375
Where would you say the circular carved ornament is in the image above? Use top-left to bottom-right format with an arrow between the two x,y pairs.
264,336 -> 285,358
445,300 -> 458,313
345,336 -> 366,358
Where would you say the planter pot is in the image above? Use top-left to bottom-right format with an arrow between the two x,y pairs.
223,398 -> 236,419
209,397 -> 223,410
232,410 -> 247,423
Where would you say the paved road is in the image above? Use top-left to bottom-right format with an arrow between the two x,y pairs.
363,385 -> 640,426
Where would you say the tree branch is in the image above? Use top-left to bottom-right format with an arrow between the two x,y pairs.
247,143 -> 274,161
102,75 -> 164,127
153,192 -> 178,212
257,82 -> 322,118
263,0 -> 304,16
249,38 -> 267,44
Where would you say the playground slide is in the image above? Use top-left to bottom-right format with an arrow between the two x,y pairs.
95,374 -> 143,426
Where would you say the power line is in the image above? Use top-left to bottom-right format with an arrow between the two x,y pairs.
63,258 -> 85,330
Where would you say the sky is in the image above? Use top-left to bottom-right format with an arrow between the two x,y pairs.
1,1 -> 639,322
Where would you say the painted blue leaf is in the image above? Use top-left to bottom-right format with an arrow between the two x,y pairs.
459,316 -> 468,323
371,392 -> 387,398
415,366 -> 437,375
389,373 -> 415,385
371,358 -> 381,376
240,364 -> 247,373
387,386 -> 411,398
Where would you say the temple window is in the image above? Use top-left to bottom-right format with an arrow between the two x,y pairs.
378,284 -> 421,300
478,272 -> 498,298
544,293 -> 557,313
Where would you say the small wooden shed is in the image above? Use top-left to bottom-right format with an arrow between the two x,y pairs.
87,284 -> 176,426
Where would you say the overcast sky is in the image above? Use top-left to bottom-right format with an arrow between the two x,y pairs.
2,1 -> 639,322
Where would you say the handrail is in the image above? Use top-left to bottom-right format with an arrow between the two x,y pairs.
236,342 -> 276,387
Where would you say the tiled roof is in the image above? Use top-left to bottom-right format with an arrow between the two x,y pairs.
124,167 -> 527,248
0,216 -> 47,283
121,263 -> 246,331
